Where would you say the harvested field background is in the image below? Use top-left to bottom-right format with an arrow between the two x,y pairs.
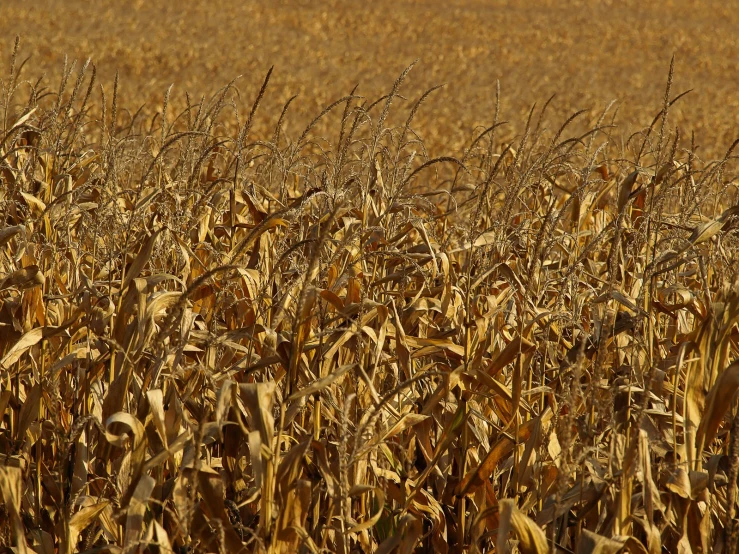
4,0 -> 739,156
1,1 -> 739,553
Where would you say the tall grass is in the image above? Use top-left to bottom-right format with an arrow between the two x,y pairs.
1,39 -> 739,553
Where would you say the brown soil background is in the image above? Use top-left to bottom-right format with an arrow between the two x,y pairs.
3,0 -> 738,156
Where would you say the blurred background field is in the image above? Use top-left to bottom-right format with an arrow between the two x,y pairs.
4,0 -> 739,156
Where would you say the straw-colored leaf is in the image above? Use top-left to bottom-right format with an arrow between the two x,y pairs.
695,359 -> 739,455
121,227 -> 165,293
0,467 -> 29,554
688,218 -> 723,245
68,501 -> 110,554
497,499 -> 548,554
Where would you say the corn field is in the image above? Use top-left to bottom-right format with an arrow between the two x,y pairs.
1,38 -> 739,553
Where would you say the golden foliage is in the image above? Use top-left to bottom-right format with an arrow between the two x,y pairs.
1,38 -> 739,553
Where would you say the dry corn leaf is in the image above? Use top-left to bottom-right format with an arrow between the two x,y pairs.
487,334 -> 536,376
0,224 -> 24,247
1,325 -> 63,371
16,382 -> 41,441
0,466 -> 29,554
288,363 -> 356,400
497,499 -> 548,554
67,501 -> 110,554
192,465 -> 248,553
695,359 -> 739,455
348,486 -> 386,534
145,388 -> 168,449
121,227 -> 165,293
382,413 -> 429,442
688,218 -> 723,245
458,408 -> 552,496
19,191 -> 46,216
240,382 -> 276,445
617,170 -> 639,213
576,530 -> 649,554
0,265 -> 44,291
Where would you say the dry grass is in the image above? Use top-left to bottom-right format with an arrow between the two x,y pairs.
1,28 -> 739,554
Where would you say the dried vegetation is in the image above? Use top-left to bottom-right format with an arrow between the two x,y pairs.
1,36 -> 739,553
